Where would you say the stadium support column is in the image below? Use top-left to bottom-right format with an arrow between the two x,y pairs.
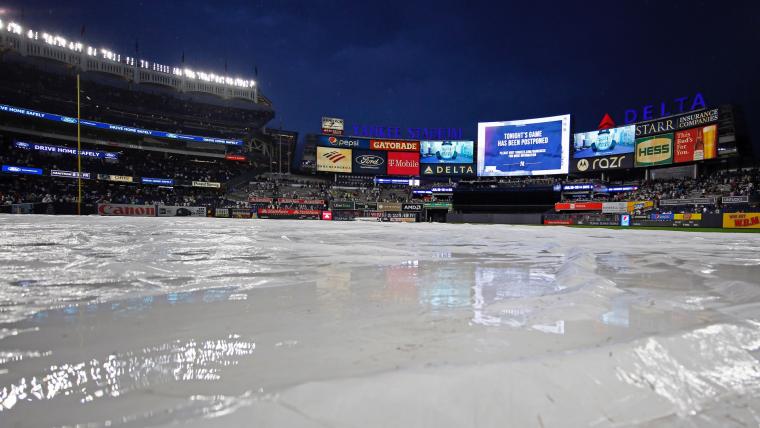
77,74 -> 82,216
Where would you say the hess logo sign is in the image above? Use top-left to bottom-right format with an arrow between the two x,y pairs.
635,134 -> 673,167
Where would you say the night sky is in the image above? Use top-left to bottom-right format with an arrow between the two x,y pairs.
4,1 -> 760,152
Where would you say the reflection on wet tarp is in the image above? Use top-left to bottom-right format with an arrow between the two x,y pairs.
0,334 -> 255,412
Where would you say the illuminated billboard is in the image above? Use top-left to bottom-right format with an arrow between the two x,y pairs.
673,125 -> 717,163
635,134 -> 673,167
352,150 -> 387,175
387,152 -> 420,176
316,147 -> 353,173
573,125 -> 635,159
477,114 -> 570,176
420,140 -> 474,164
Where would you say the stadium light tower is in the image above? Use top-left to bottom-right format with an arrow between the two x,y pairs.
77,74 -> 82,215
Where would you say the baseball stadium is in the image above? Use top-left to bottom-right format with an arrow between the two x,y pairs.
1,3 -> 760,427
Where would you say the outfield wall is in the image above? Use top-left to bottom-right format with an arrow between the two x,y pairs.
447,213 -> 543,225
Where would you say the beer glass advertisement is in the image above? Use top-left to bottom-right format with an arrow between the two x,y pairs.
420,141 -> 474,164
673,125 -> 717,163
573,125 -> 635,158
477,114 -> 570,176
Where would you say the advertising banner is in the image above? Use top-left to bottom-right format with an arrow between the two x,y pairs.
2,165 -> 43,175
387,151 -> 420,176
420,141 -> 474,164
14,141 -> 120,159
230,208 -> 252,219
50,169 -> 91,179
575,215 -> 621,226
420,163 -> 475,176
659,197 -> 716,206
321,117 -> 344,135
355,202 -> 378,210
602,202 -> 629,214
142,177 -> 174,186
424,202 -> 453,209
674,213 -> 702,221
402,203 -> 424,212
620,214 -> 631,226
248,197 -> 274,204
191,181 -> 221,188
215,208 -> 231,218
318,135 -> 370,150
723,213 -> 760,229
0,103 -> 241,145
98,174 -> 133,183
317,146 -> 353,173
257,208 -> 321,220
321,211 -> 333,220
554,202 -> 603,211
382,212 -> 418,222
370,139 -> 420,152
351,150 -> 387,175
627,201 -> 654,212
225,154 -> 247,161
722,195 -> 749,204
98,203 -> 156,216
277,198 -> 325,206
635,133 -> 673,167
571,153 -> 633,172
673,125 -> 718,163
544,218 -> 573,225
477,114 -> 570,176
573,125 -> 635,159
377,202 -> 403,211
562,183 -> 594,192
157,206 -> 207,217
331,201 -> 356,210
635,108 -> 719,138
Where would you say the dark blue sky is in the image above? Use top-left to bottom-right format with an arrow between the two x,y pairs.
5,1 -> 760,151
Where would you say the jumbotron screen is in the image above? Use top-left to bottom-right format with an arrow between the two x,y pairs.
477,114 -> 570,176
420,140 -> 474,164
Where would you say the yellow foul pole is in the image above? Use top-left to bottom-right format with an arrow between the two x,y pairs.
77,74 -> 82,215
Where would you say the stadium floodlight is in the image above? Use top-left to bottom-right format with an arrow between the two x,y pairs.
1,21 -> 257,89
7,21 -> 21,34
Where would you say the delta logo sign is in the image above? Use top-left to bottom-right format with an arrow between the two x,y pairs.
622,93 -> 707,124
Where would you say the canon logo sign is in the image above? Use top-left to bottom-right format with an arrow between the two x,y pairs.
98,204 -> 156,217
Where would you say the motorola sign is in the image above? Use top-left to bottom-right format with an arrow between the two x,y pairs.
572,154 -> 633,172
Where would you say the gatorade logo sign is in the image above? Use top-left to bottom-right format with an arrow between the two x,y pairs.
635,133 -> 673,167
370,140 -> 420,152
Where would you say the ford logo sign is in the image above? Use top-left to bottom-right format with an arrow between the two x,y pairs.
356,155 -> 384,166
